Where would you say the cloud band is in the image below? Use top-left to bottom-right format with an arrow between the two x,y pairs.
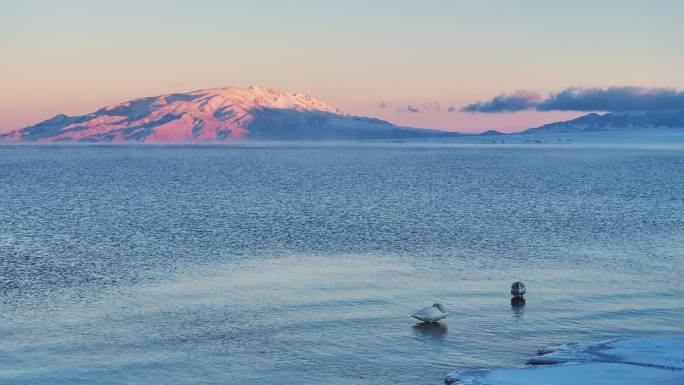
462,87 -> 684,113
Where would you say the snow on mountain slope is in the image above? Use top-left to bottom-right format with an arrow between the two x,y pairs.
524,110 -> 684,134
0,86 -> 452,143
455,110 -> 684,145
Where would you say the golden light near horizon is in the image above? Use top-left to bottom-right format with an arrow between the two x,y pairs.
2,0 -> 683,133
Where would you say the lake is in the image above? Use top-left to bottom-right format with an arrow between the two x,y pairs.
1,144 -> 683,384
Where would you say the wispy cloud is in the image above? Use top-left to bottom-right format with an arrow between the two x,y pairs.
377,101 -> 391,110
462,87 -> 684,113
377,100 -> 445,113
461,90 -> 542,113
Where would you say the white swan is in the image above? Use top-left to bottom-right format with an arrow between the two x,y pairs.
412,303 -> 448,323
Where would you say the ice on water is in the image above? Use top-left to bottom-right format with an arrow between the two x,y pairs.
446,336 -> 684,385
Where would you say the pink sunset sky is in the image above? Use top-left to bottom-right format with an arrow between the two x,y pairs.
2,1 -> 683,133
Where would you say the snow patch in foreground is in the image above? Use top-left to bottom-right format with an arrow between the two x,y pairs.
446,336 -> 684,385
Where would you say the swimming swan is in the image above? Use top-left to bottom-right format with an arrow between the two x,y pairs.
412,303 -> 448,323
511,281 -> 526,298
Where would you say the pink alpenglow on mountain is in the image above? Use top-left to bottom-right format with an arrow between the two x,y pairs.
1,86 -> 453,143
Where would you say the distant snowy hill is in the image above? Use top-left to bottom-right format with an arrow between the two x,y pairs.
0,86 -> 454,143
525,110 -> 684,134
455,110 -> 684,145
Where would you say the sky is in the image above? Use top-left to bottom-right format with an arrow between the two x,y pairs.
1,0 -> 683,133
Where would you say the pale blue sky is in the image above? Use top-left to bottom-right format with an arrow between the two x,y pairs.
2,0 -> 683,132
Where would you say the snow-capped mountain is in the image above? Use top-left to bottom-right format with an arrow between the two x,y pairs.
0,86 -> 453,142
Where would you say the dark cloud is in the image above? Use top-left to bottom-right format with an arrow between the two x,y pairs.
461,90 -> 542,112
538,87 -> 684,112
462,87 -> 684,113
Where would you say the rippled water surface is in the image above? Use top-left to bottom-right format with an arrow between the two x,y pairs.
1,145 -> 683,384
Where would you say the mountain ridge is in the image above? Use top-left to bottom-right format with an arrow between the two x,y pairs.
1,86 -> 454,142
522,110 -> 684,134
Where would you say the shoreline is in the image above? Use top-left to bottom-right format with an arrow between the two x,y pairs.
445,335 -> 684,385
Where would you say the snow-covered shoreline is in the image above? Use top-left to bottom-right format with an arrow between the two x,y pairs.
445,336 -> 684,385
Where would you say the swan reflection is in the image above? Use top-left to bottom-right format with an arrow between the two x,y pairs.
412,321 -> 448,339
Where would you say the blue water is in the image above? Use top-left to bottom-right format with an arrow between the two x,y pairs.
0,144 -> 683,384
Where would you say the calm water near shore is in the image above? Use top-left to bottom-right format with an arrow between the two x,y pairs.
1,144 -> 683,384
